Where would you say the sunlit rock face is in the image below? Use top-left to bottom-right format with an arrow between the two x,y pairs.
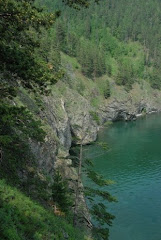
17,69 -> 161,228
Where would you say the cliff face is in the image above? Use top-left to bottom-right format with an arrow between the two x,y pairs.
16,65 -> 161,227
19,77 -> 161,172
32,79 -> 161,176
99,81 -> 161,123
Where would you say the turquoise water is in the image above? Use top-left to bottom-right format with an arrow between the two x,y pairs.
85,113 -> 161,240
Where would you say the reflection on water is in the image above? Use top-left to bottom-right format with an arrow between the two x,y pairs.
84,113 -> 161,240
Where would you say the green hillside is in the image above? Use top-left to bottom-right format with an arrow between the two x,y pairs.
1,0 -> 161,239
37,0 -> 161,90
0,180 -> 86,240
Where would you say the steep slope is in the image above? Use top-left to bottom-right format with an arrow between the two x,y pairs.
11,52 -> 161,230
1,0 -> 161,239
0,180 -> 87,240
37,0 -> 161,90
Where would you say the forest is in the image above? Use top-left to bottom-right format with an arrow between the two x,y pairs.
1,0 -> 161,239
37,0 -> 161,89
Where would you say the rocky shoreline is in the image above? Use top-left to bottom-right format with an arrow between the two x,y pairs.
17,76 -> 161,228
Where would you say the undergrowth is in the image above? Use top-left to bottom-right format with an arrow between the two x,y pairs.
0,180 -> 87,240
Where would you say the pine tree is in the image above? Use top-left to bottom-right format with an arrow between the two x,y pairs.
55,21 -> 67,51
52,171 -> 73,213
72,115 -> 116,240
0,0 -> 60,91
0,0 -> 58,183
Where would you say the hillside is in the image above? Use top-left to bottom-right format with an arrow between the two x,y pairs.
1,0 -> 161,239
0,179 -> 88,240
37,0 -> 161,90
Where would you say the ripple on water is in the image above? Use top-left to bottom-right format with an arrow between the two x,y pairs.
85,114 -> 161,240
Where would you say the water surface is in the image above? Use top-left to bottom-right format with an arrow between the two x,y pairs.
85,113 -> 161,240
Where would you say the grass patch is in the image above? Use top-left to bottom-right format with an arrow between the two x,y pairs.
0,180 -> 87,240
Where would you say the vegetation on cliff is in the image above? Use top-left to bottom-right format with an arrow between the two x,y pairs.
0,0 -> 95,239
0,0 -> 58,184
0,180 -> 86,240
1,0 -> 161,239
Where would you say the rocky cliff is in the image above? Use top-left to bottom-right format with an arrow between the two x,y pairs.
16,62 -> 161,227
99,81 -> 161,122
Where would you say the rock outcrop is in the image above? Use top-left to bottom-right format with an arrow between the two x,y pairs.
17,72 -> 161,228
99,82 -> 161,123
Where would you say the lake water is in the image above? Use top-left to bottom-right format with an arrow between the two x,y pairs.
84,113 -> 161,240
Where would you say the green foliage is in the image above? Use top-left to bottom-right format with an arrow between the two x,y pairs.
0,180 -> 86,240
85,187 -> 116,203
62,0 -> 100,9
0,0 -> 61,186
71,143 -> 116,240
89,111 -> 100,125
86,169 -> 114,187
39,0 -> 161,89
77,40 -> 106,78
91,203 -> 114,226
0,104 -> 45,141
103,80 -> 111,99
115,59 -> 135,90
0,102 -> 45,183
77,80 -> 86,95
103,121 -> 113,128
52,171 -> 73,213
55,21 -> 67,51
0,0 -> 61,91
148,68 -> 161,89
96,142 -> 109,151
84,162 -> 116,240
90,97 -> 101,108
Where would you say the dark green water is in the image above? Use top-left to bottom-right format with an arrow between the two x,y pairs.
84,113 -> 161,240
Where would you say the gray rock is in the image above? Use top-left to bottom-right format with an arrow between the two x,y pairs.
17,75 -> 161,230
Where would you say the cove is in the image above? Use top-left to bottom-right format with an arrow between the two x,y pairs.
84,113 -> 161,240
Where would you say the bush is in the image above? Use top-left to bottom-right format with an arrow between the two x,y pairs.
0,180 -> 85,240
103,80 -> 111,99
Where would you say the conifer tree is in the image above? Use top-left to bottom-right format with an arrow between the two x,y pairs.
0,0 -> 60,91
52,171 -> 73,213
55,21 -> 67,51
72,114 -> 116,240
0,0 -> 59,182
